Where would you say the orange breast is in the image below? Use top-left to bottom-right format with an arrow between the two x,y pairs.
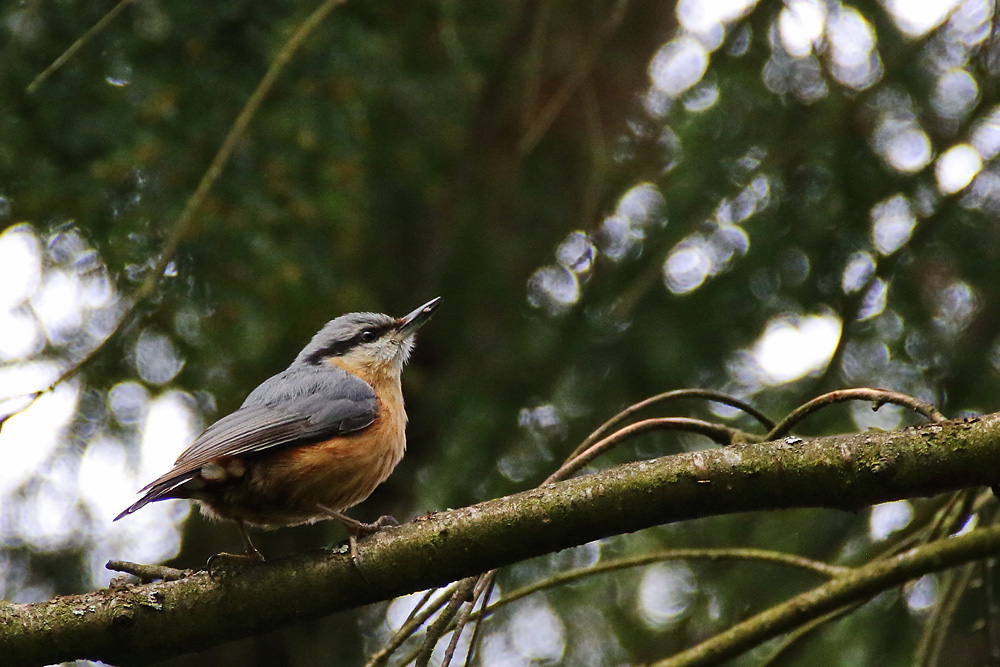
268,368 -> 408,515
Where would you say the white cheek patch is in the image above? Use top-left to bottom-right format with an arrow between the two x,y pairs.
398,337 -> 415,364
332,333 -> 417,375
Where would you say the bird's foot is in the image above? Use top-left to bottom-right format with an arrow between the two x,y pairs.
356,514 -> 399,535
207,551 -> 265,578
316,505 -> 400,576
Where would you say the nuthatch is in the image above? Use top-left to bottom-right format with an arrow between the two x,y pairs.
115,297 -> 441,561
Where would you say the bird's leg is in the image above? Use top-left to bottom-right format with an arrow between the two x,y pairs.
316,504 -> 398,563
236,519 -> 266,561
206,519 -> 265,577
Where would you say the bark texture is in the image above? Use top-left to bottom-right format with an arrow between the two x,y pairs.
3,413 -> 999,666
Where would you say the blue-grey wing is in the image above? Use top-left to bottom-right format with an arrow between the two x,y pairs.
173,365 -> 377,469
114,364 -> 376,519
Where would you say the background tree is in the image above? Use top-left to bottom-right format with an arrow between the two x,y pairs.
2,0 -> 999,665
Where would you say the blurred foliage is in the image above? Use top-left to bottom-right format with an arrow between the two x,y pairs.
4,0 -> 1000,664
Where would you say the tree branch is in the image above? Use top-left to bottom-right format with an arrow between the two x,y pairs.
4,413 -> 1000,666
652,525 -> 1000,667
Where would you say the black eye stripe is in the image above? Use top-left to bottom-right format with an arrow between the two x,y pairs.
305,323 -> 394,364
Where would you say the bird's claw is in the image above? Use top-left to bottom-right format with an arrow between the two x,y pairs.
207,551 -> 265,578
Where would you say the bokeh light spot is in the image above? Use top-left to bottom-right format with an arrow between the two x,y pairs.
871,194 -> 916,255
936,143 -> 982,194
649,37 -> 709,97
882,0 -> 961,37
842,252 -> 876,294
934,68 -> 979,121
779,0 -> 827,57
639,563 -> 697,629
556,231 -> 596,274
663,244 -> 712,294
527,266 -> 580,315
880,126 -> 932,173
135,331 -> 185,385
870,500 -> 914,541
0,223 -> 42,310
752,314 -> 842,384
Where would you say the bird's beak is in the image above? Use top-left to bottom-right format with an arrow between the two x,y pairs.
397,297 -> 441,334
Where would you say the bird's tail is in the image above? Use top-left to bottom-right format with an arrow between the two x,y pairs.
113,473 -> 198,521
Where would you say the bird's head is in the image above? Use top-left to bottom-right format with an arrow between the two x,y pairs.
295,297 -> 441,379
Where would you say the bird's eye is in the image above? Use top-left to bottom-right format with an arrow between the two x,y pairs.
360,329 -> 377,342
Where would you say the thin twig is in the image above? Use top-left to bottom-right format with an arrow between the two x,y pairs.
365,582 -> 463,667
519,0 -> 630,155
27,0 -> 137,94
987,555 -> 1000,665
479,548 -> 847,617
569,389 -> 773,461
758,601 -> 865,666
105,560 -> 191,583
395,546 -> 849,663
926,492 -> 967,542
649,524 -> 1000,667
415,577 -> 477,667
3,0 -> 349,429
766,388 -> 946,440
400,588 -> 438,635
548,417 -> 738,484
520,0 -> 554,131
864,490 -> 993,572
440,576 -> 491,667
927,489 -> 977,542
464,572 -> 497,666
380,399 -> 765,664
439,600 -> 473,667
913,563 -> 976,667
0,391 -> 47,429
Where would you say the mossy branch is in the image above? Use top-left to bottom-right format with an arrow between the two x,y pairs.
3,413 -> 1000,666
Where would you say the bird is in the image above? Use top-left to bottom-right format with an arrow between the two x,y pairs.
115,297 -> 441,562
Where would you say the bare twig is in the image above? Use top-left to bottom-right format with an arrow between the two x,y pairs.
401,588 -> 439,631
440,577 -> 491,667
766,388 -> 946,440
650,525 -> 1000,667
415,577 -> 476,667
865,490 -> 993,572
105,560 -> 191,583
549,417 -> 738,484
27,0 -> 138,94
394,545 -> 850,666
0,391 -> 47,429
987,556 -> 1000,665
519,0 -> 630,155
927,489 -> 977,542
463,572 -> 497,666
365,582 -> 464,667
3,0 -> 349,429
758,601 -> 865,666
569,389 -> 773,461
480,548 -> 847,619
913,562 -> 976,667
